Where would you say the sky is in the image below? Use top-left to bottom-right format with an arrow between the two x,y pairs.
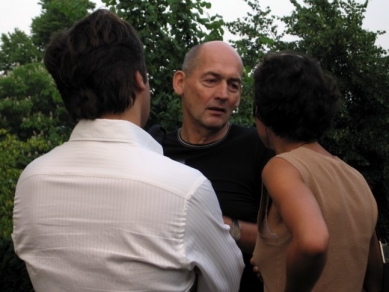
0,0 -> 388,50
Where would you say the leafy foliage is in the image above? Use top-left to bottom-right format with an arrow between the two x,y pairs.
0,63 -> 73,140
0,29 -> 42,74
31,0 -> 96,50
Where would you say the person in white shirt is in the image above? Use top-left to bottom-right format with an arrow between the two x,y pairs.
12,9 -> 244,292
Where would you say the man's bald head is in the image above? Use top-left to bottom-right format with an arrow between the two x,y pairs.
182,41 -> 243,76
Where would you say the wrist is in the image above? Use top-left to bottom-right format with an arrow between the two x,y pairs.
230,218 -> 241,241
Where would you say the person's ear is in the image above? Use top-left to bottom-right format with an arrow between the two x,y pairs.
173,70 -> 185,95
134,71 -> 146,91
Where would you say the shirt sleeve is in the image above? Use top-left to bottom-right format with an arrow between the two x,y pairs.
184,177 -> 244,292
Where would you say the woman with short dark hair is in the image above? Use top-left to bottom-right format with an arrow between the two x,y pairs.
252,51 -> 382,292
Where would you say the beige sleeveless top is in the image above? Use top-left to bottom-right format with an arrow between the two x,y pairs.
253,147 -> 378,292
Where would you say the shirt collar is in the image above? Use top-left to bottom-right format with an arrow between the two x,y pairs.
69,119 -> 163,154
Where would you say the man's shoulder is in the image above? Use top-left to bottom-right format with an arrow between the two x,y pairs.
228,124 -> 275,160
148,125 -> 180,145
150,149 -> 200,173
229,124 -> 258,135
148,125 -> 170,145
16,144 -> 65,184
147,148 -> 208,181
144,151 -> 214,201
227,124 -> 261,143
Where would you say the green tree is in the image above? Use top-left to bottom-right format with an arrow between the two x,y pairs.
102,0 -> 225,131
0,62 -> 73,141
31,0 -> 96,50
0,29 -> 41,74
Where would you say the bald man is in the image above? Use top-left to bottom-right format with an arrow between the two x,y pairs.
150,41 -> 274,291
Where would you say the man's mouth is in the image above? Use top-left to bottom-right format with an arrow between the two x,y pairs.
208,107 -> 226,113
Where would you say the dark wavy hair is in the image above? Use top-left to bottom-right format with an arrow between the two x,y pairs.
253,51 -> 342,142
44,9 -> 147,122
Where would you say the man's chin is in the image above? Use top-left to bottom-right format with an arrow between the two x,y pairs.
201,120 -> 229,131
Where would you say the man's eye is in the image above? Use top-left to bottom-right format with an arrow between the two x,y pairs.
228,83 -> 240,92
205,79 -> 216,83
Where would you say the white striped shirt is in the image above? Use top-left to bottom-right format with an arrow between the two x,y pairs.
12,119 -> 244,292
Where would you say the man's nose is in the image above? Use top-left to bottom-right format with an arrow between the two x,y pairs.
215,81 -> 229,99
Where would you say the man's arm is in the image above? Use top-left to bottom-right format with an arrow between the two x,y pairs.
263,158 -> 329,292
186,178 -> 244,292
363,231 -> 383,292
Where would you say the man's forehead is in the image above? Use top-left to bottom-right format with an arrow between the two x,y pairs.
200,70 -> 242,81
197,50 -> 242,73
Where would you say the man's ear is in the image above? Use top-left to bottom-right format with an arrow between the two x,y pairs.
134,71 -> 146,91
172,70 -> 185,95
